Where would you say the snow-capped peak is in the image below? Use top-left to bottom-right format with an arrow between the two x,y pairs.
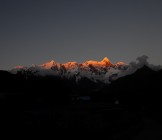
115,62 -> 127,66
101,57 -> 110,63
40,60 -> 56,69
15,66 -> 26,69
62,62 -> 78,69
101,57 -> 113,66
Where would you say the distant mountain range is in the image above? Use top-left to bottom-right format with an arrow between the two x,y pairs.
9,56 -> 162,85
0,56 -> 161,94
10,57 -> 129,84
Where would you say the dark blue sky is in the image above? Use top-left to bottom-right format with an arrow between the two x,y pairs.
0,0 -> 162,69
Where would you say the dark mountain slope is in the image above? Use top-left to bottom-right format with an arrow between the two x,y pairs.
98,66 -> 162,116
0,67 -> 162,137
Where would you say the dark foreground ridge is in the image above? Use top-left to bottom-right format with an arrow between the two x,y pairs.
0,66 -> 162,138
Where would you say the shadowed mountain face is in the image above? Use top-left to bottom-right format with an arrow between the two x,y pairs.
0,66 -> 162,138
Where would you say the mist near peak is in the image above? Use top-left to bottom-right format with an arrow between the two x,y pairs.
117,55 -> 162,79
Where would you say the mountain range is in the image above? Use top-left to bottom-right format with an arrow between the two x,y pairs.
1,56 -> 162,137
11,57 -> 129,84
